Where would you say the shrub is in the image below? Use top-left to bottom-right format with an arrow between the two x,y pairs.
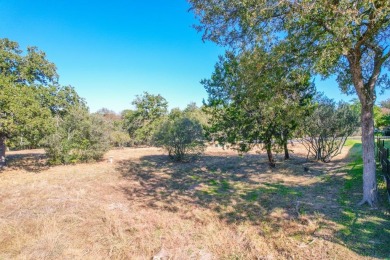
153,117 -> 205,161
299,97 -> 359,162
43,107 -> 110,164
110,130 -> 131,148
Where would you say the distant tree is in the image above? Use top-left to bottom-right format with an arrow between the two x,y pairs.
123,92 -> 168,145
350,99 -> 390,129
183,102 -> 210,129
189,0 -> 390,207
169,107 -> 183,120
95,108 -> 120,121
379,98 -> 390,130
300,96 -> 360,162
0,38 -> 58,167
110,130 -> 131,148
381,98 -> 390,110
44,106 -> 110,165
94,108 -> 130,147
153,115 -> 205,161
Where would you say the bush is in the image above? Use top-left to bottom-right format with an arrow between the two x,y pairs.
299,97 -> 359,162
153,117 -> 205,161
43,107 -> 110,164
110,130 -> 131,148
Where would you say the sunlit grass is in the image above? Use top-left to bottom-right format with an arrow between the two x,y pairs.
1,144 -> 389,258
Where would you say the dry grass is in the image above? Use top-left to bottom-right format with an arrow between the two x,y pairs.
0,144 -> 378,259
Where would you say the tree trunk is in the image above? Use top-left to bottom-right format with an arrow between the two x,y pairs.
347,52 -> 379,207
0,135 -> 6,168
283,141 -> 290,160
359,103 -> 377,206
282,130 -> 290,160
266,144 -> 276,167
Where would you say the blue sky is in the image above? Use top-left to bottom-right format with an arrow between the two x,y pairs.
0,1 -> 387,113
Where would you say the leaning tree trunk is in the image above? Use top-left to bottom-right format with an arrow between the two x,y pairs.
0,135 -> 6,168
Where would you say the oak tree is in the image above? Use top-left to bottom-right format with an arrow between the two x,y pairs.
189,0 -> 390,206
123,92 -> 168,145
0,38 -> 57,166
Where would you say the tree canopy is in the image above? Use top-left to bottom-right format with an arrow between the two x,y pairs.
189,0 -> 390,206
0,38 -> 87,166
300,95 -> 360,162
203,48 -> 314,166
123,92 -> 168,145
44,106 -> 111,165
0,39 -> 59,166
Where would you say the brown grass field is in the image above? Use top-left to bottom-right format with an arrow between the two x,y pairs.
0,143 -> 389,259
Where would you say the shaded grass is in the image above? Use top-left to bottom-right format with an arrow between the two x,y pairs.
337,139 -> 390,258
118,153 -> 314,225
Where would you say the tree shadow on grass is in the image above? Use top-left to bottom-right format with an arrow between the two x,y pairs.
118,154 -> 335,222
115,146 -> 390,258
2,151 -> 49,173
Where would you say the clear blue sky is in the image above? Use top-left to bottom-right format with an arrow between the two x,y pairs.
0,1 -> 388,113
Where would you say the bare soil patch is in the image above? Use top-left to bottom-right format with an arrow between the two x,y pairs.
0,144 -> 376,259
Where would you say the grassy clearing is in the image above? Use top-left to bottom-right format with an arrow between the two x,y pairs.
0,144 -> 388,259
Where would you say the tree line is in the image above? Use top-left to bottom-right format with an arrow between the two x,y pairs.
1,37 -> 389,168
1,35 -> 390,209
0,39 -> 209,165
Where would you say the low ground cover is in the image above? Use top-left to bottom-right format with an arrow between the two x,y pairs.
0,142 -> 389,259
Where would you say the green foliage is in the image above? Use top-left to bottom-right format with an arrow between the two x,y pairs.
351,99 -> 390,130
42,85 -> 87,118
0,38 -> 58,85
203,48 -> 314,165
0,38 -> 60,153
110,130 -> 131,148
183,102 -> 210,128
95,108 -> 130,148
153,115 -> 205,161
300,95 -> 360,162
0,83 -> 54,148
0,38 -> 87,152
190,0 -> 390,94
44,107 -> 110,165
189,0 -> 389,203
123,92 -> 168,145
